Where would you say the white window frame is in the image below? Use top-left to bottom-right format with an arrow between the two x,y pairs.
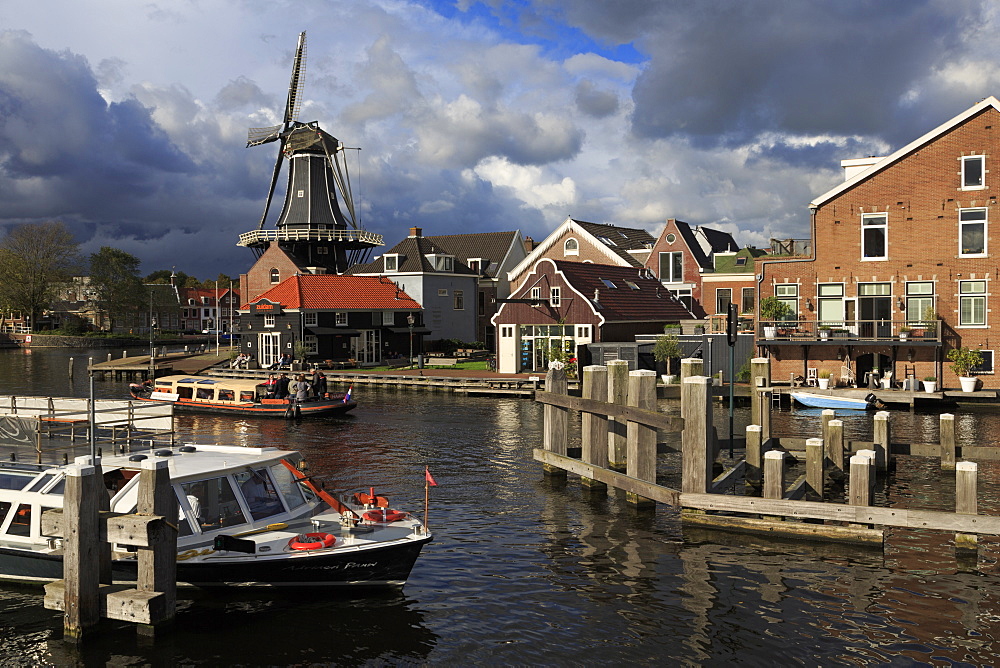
959,208 -> 988,257
550,287 -> 561,307
384,254 -> 399,272
962,155 -> 986,190
264,314 -> 275,328
335,312 -> 348,326
530,287 -> 541,301
303,312 -> 318,327
972,349 -> 994,375
454,291 -> 464,310
426,254 -> 454,272
303,335 -> 318,355
861,213 -> 887,261
269,268 -> 280,284
563,239 -> 579,256
959,280 -> 987,327
576,325 -> 591,339
659,251 -> 683,282
775,284 -> 799,319
382,311 -> 395,326
715,288 -> 732,315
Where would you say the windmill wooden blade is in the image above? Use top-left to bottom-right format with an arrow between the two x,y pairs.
247,124 -> 283,147
283,32 -> 306,125
257,147 -> 285,229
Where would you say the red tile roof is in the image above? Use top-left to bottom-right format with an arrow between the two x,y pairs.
247,274 -> 420,310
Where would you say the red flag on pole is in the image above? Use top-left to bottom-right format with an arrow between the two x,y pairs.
425,467 -> 437,486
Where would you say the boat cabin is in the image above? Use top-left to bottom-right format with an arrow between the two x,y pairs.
151,376 -> 266,404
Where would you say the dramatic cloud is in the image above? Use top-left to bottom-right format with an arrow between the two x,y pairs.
0,0 -> 997,279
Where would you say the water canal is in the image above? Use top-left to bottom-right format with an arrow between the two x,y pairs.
2,347 -> 1000,664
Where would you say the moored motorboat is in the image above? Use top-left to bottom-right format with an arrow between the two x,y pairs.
790,391 -> 886,410
129,375 -> 356,418
0,443 -> 430,587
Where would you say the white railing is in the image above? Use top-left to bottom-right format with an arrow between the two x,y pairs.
237,228 -> 384,247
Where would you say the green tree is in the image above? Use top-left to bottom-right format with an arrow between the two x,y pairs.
653,331 -> 682,375
90,247 -> 144,332
0,221 -> 80,328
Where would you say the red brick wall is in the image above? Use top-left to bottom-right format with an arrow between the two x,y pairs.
643,219 -> 708,317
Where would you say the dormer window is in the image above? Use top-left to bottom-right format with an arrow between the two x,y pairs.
564,238 -> 579,256
269,269 -> 280,284
962,155 -> 986,190
467,258 -> 485,274
384,254 -> 400,272
426,254 -> 454,272
598,236 -> 617,247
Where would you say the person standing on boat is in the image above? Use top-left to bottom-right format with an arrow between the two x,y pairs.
294,374 -> 312,403
313,371 -> 327,398
275,373 -> 290,399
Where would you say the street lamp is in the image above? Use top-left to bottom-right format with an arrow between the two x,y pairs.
407,313 -> 415,365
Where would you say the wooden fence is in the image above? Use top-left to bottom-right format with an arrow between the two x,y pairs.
535,358 -> 1000,553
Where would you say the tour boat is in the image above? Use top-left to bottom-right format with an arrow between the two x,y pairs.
0,443 -> 431,587
129,375 -> 356,418
790,391 -> 886,410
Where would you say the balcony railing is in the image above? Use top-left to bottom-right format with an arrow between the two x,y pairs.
757,319 -> 942,344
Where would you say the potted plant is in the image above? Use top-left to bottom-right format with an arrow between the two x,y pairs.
923,376 -> 937,393
817,368 -> 832,389
899,325 -> 910,340
818,324 -> 831,340
653,331 -> 682,384
947,346 -> 983,392
292,341 -> 310,371
759,296 -> 792,339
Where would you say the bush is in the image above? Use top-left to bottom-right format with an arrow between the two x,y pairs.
947,347 -> 983,377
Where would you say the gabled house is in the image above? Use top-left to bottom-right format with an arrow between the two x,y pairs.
237,274 -> 422,368
643,218 -> 738,317
179,287 -> 239,334
491,259 -> 694,373
349,227 -> 479,344
700,246 -> 768,332
423,230 -> 528,348
506,218 -> 656,292
760,95 -> 1000,389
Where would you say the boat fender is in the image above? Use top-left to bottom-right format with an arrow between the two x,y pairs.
288,532 -> 336,551
363,509 -> 407,523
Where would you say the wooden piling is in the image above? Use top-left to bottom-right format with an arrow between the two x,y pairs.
763,450 -> 786,500
626,370 -> 657,507
542,367 -> 568,478
68,357 -> 74,380
821,410 -> 835,445
805,438 -> 824,500
872,411 -> 890,472
956,461 -> 978,553
581,365 -> 608,492
826,419 -> 845,474
849,453 -> 872,507
745,424 -> 763,488
133,458 -> 178,635
750,357 -> 771,440
606,360 -> 629,471
681,376 -> 713,494
61,463 -> 101,641
940,413 -> 956,470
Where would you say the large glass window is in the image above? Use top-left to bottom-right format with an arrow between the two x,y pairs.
905,282 -> 934,324
741,287 -> 754,314
659,252 -> 683,282
817,283 -> 845,325
181,476 -> 247,532
550,287 -> 561,307
563,239 -> 579,256
960,208 -> 987,256
234,468 -> 285,521
775,284 -> 798,319
861,213 -> 887,260
454,290 -> 464,310
269,464 -> 307,510
384,254 -> 399,272
715,288 -> 732,315
960,280 -> 987,326
962,155 -> 985,189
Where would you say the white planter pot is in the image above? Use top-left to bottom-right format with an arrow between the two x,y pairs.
764,326 -> 777,339
819,331 -> 829,341
960,376 -> 978,392
817,378 -> 830,389
900,333 -> 908,341
661,374 -> 676,385
923,381 -> 937,393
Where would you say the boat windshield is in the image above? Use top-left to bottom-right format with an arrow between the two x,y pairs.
179,476 -> 247,534
0,471 -> 39,491
234,468 -> 285,521
268,464 -> 307,510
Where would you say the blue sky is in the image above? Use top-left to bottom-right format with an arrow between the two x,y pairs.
0,0 -> 996,280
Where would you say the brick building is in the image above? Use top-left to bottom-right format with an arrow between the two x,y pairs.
759,96 -> 1000,390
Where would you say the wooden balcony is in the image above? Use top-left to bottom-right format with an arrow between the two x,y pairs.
757,319 -> 942,345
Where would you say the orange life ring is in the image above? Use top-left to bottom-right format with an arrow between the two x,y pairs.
363,509 -> 407,523
287,532 -> 336,551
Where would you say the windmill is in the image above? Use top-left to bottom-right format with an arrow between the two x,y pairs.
238,31 -> 383,274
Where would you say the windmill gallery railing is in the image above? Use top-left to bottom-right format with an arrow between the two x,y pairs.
237,228 -> 384,248
535,359 -> 1000,553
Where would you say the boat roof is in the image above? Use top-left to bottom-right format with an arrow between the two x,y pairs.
152,375 -> 267,392
100,444 -> 297,480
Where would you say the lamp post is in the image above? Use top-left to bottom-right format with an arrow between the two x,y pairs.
148,288 -> 155,381
407,313 -> 415,365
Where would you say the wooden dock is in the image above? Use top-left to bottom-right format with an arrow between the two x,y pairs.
536,357 -> 1000,557
88,350 -> 227,381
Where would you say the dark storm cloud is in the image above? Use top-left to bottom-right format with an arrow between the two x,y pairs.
574,80 -> 618,118
529,0 -> 982,147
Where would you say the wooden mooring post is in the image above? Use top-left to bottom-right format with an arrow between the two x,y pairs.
533,363 -> 1000,557
43,457 -> 178,641
606,360 -> 629,471
626,370 -> 657,508
581,365 -> 608,493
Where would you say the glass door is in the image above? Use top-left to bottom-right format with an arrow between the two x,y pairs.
358,330 -> 381,365
258,332 -> 281,368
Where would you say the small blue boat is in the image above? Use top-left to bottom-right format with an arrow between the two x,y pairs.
790,391 -> 885,410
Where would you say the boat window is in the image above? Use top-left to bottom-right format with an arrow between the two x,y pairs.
176,386 -> 193,399
176,489 -> 194,537
155,384 -> 172,393
0,471 -> 38,491
6,503 -> 31,536
0,501 -> 10,530
240,391 -> 255,402
25,473 -> 54,493
196,388 -> 214,400
180,476 -> 246,532
234,468 -> 285,520
269,464 -> 307,510
218,389 -> 235,401
47,478 -> 66,495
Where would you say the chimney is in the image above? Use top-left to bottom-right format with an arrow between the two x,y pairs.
593,289 -> 600,302
524,236 -> 535,252
409,226 -> 422,238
